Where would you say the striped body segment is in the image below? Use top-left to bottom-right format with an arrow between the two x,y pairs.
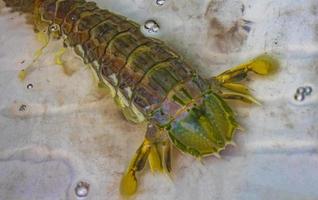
37,0 -> 221,130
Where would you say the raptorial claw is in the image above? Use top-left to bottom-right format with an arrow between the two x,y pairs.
148,143 -> 163,173
221,92 -> 261,105
221,82 -> 251,94
120,171 -> 138,196
120,124 -> 173,196
244,54 -> 279,75
215,54 -> 279,84
212,54 -> 279,105
120,140 -> 151,196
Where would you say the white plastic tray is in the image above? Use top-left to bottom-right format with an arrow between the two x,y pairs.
0,0 -> 317,199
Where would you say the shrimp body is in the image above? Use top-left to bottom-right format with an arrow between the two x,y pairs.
4,0 -> 278,196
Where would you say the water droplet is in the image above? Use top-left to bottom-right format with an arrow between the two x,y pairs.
294,86 -> 313,102
75,181 -> 89,198
296,87 -> 305,95
19,104 -> 27,111
156,0 -> 166,6
304,86 -> 313,96
144,20 -> 160,33
49,24 -> 59,32
294,93 -> 305,102
27,83 -> 33,89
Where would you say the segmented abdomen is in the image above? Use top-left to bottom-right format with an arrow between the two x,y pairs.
40,0 -> 210,126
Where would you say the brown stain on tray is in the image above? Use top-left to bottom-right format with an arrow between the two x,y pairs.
205,0 -> 251,53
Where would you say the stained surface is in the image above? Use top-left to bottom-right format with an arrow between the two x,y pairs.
0,0 -> 318,200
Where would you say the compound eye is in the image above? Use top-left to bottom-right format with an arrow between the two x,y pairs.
42,1 -> 57,22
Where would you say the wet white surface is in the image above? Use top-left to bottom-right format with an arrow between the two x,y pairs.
0,0 -> 317,200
